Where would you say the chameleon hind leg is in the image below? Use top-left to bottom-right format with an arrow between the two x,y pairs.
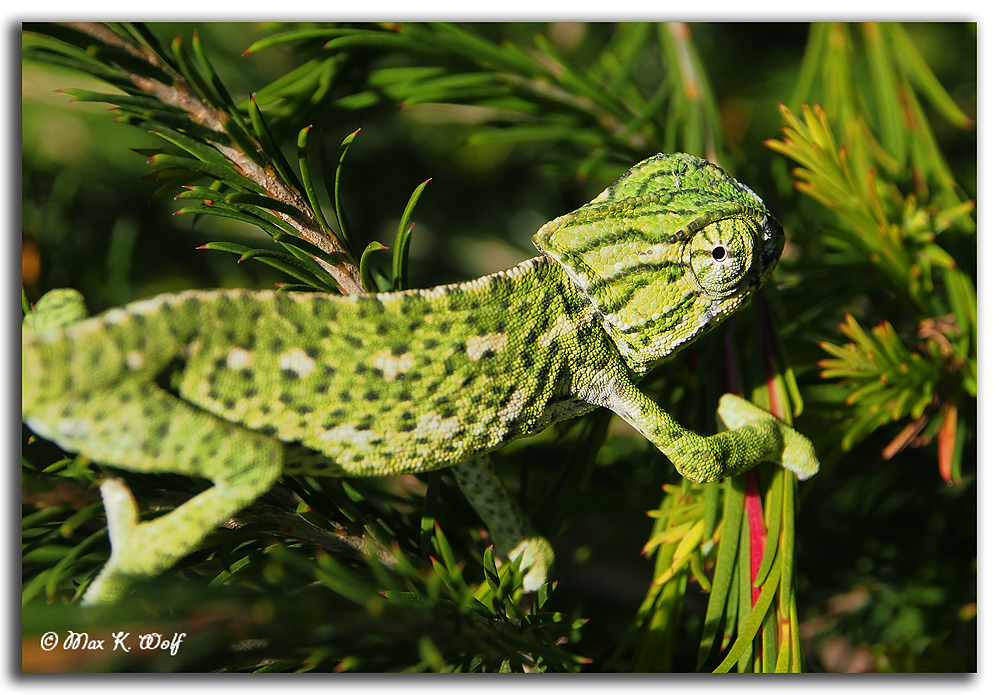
26,379 -> 283,604
601,378 -> 820,483
452,458 -> 554,591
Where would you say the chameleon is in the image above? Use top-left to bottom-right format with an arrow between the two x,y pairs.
21,152 -> 819,605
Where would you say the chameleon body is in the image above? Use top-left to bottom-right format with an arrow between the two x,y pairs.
21,153 -> 819,604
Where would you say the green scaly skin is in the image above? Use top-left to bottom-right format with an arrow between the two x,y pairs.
21,153 -> 819,604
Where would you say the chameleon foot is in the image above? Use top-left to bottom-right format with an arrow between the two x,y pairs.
507,536 -> 555,592
716,394 -> 820,481
83,478 -> 144,604
452,459 -> 555,591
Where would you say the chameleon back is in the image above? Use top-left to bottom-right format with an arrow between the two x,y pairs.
22,256 -> 611,479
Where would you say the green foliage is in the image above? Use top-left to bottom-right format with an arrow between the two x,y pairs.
23,22 -> 365,295
766,22 -> 975,485
245,22 -> 726,180
22,22 -> 975,673
24,481 -> 585,672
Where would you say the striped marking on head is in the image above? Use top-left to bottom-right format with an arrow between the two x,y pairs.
534,153 -> 783,372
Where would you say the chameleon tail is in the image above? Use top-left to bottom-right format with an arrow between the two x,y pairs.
22,289 -> 286,603
22,289 -> 190,417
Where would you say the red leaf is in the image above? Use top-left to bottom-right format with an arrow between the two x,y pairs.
937,397 -> 958,485
743,473 -> 765,606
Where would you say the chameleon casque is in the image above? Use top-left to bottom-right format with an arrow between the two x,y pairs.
22,152 -> 819,604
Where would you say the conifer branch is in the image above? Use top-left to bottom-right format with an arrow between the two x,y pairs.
64,22 -> 365,294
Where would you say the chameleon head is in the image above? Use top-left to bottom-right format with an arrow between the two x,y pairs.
534,153 -> 784,374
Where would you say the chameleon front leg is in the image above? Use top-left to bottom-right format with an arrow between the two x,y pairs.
25,379 -> 283,604
599,378 -> 820,484
452,458 -> 555,591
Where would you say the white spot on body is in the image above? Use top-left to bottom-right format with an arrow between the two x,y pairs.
104,308 -> 129,325
227,347 -> 253,371
458,274 -> 494,294
588,371 -> 622,409
279,348 -> 317,378
414,412 -> 462,439
371,349 -> 415,381
605,311 -> 646,331
318,424 -> 378,449
497,388 -> 528,424
539,313 -> 589,347
465,333 -> 508,361
125,351 -> 145,370
57,417 -> 92,439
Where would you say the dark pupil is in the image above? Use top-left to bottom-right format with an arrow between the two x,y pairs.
711,246 -> 727,261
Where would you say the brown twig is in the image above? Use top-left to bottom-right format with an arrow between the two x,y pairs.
67,22 -> 366,295
142,489 -> 398,567
223,500 -> 397,568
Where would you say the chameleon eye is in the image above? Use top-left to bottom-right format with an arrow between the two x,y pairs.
687,217 -> 754,298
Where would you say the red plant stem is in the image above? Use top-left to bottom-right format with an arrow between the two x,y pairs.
743,472 -> 765,606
